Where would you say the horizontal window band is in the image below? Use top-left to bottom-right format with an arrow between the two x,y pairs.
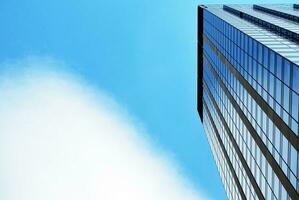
202,51 -> 299,200
203,80 -> 265,200
253,5 -> 299,24
223,5 -> 299,45
203,33 -> 299,153
203,100 -> 246,200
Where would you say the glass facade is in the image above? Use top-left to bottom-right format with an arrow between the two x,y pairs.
198,4 -> 299,200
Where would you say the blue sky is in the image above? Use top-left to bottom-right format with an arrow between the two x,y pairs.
0,0 -> 297,199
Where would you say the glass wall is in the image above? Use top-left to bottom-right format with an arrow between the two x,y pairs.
202,9 -> 299,200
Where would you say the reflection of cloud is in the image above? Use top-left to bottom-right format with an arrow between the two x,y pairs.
0,58 -> 209,200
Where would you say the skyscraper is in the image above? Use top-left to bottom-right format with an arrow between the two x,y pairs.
198,4 -> 299,200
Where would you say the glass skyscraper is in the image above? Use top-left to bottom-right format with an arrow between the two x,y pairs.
198,4 -> 299,200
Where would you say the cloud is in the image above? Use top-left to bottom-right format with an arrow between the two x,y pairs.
0,57 -> 209,200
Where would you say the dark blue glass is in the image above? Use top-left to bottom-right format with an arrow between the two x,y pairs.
253,40 -> 258,60
263,68 -> 268,90
252,60 -> 257,80
276,79 -> 282,104
245,35 -> 248,53
248,37 -> 252,55
237,46 -> 240,64
232,27 -> 235,44
264,47 -> 269,69
276,55 -> 282,80
292,92 -> 298,121
258,43 -> 263,64
236,30 -> 240,46
270,74 -> 275,97
284,60 -> 290,86
293,65 -> 299,94
269,50 -> 275,74
240,32 -> 244,49
248,56 -> 253,75
258,64 -> 263,85
245,54 -> 249,74
235,28 -> 238,45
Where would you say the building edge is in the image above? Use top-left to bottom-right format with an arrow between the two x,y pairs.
198,5 -> 204,121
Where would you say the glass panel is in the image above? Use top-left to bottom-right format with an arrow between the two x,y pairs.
292,92 -> 299,121
269,50 -> 275,74
276,79 -> 282,104
258,43 -> 263,64
290,144 -> 297,174
282,136 -> 288,163
284,60 -> 290,86
270,73 -> 275,97
276,55 -> 282,80
283,85 -> 290,112
264,47 -> 269,68
293,65 -> 299,94
253,40 -> 258,60
258,64 -> 263,85
249,37 -> 252,55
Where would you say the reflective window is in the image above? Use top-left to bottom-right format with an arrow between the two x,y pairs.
283,85 -> 289,113
253,40 -> 258,60
202,9 -> 299,200
276,55 -> 282,80
284,60 -> 290,86
269,50 -> 275,74
276,79 -> 282,104
249,37 -> 252,55
264,47 -> 269,68
290,144 -> 297,174
293,65 -> 299,94
258,43 -> 263,64
292,92 -> 299,121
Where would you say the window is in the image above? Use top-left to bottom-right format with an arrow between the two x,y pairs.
269,74 -> 275,97
281,186 -> 287,200
291,92 -> 299,121
293,64 -> 299,94
248,56 -> 252,75
276,55 -> 282,80
273,173 -> 279,198
290,144 -> 297,174
237,47 -> 240,64
263,68 -> 268,90
237,29 -> 240,46
269,50 -> 275,74
276,79 -> 282,104
282,136 -> 288,163
254,60 -> 259,81
283,85 -> 290,112
291,119 -> 298,136
284,60 -> 290,86
264,47 -> 269,68
248,37 -> 252,55
258,64 -> 263,85
243,51 -> 247,70
233,28 -> 237,44
244,34 -> 248,52
274,128 -> 281,152
258,43 -> 263,64
253,40 -> 258,60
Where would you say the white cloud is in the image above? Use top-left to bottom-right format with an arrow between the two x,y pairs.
0,58 -> 209,200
